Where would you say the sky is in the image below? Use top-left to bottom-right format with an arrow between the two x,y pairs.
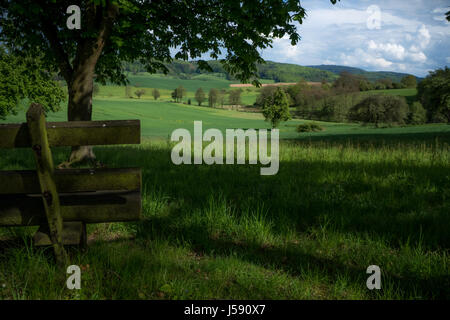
259,0 -> 450,77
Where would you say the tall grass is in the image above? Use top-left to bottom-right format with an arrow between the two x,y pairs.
0,135 -> 449,300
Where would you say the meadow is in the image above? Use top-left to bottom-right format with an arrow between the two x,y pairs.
0,76 -> 449,300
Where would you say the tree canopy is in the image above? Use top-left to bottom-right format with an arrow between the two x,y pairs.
0,47 -> 65,119
417,67 -> 450,123
195,88 -> 206,106
0,0 -> 340,88
261,87 -> 291,128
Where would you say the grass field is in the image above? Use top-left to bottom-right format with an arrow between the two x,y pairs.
0,77 -> 449,300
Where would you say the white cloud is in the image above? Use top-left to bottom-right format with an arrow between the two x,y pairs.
259,1 -> 449,77
432,8 -> 449,14
409,51 -> 427,63
368,40 -> 406,60
418,25 -> 431,48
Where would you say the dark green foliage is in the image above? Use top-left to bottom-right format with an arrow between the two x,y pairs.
0,49 -> 65,119
393,82 -> 406,89
134,89 -> 146,99
172,86 -> 186,103
255,86 -> 279,108
152,88 -> 160,100
124,59 -> 339,83
229,89 -> 242,105
208,88 -> 219,108
377,78 -> 394,90
309,65 -> 420,83
417,67 -> 450,123
333,72 -> 366,93
349,95 -> 409,127
401,75 -> 417,88
408,101 -> 427,125
195,88 -> 206,106
261,88 -> 291,128
296,122 -> 324,132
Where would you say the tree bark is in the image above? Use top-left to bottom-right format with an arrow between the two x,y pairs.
67,62 -> 96,164
60,1 -> 118,165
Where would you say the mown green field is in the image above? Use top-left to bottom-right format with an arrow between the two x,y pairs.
3,89 -> 447,141
0,78 -> 449,300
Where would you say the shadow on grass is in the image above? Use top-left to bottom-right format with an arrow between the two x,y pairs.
0,131 -> 448,299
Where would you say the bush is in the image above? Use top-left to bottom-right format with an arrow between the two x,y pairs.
297,122 -> 324,132
401,75 -> 417,88
408,101 -> 427,124
134,89 -> 146,99
417,67 -> 450,123
349,95 -> 409,127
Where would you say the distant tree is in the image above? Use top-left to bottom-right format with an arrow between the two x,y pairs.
379,78 -> 394,89
175,85 -> 186,103
333,72 -> 364,93
218,92 -> 226,108
255,86 -> 279,107
358,79 -> 372,91
408,101 -> 427,124
134,89 -> 146,99
229,89 -> 242,105
195,88 -> 206,106
261,88 -> 291,128
392,82 -> 405,89
401,75 -> 417,88
209,88 -> 219,108
417,67 -> 450,122
0,48 -> 65,119
152,88 -> 161,100
374,81 -> 386,90
349,95 -> 409,127
125,85 -> 132,98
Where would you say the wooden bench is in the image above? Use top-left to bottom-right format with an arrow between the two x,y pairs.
0,103 -> 142,264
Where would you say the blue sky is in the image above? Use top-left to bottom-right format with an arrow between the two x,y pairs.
259,0 -> 450,77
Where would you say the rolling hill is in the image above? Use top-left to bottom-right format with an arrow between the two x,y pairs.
307,65 -> 420,83
124,60 -> 419,85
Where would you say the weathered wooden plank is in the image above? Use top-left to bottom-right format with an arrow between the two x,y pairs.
26,103 -> 66,264
0,168 -> 141,194
33,222 -> 85,246
0,191 -> 141,226
0,120 -> 140,148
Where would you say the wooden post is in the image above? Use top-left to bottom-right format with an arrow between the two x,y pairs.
26,103 -> 67,265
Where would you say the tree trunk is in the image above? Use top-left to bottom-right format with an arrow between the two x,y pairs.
61,2 -> 119,166
67,63 -> 96,164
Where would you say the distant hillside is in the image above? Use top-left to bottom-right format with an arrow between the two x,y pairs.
123,60 -> 418,84
123,60 -> 338,83
307,65 -> 420,83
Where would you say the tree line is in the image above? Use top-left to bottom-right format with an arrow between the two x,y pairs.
254,68 -> 449,127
